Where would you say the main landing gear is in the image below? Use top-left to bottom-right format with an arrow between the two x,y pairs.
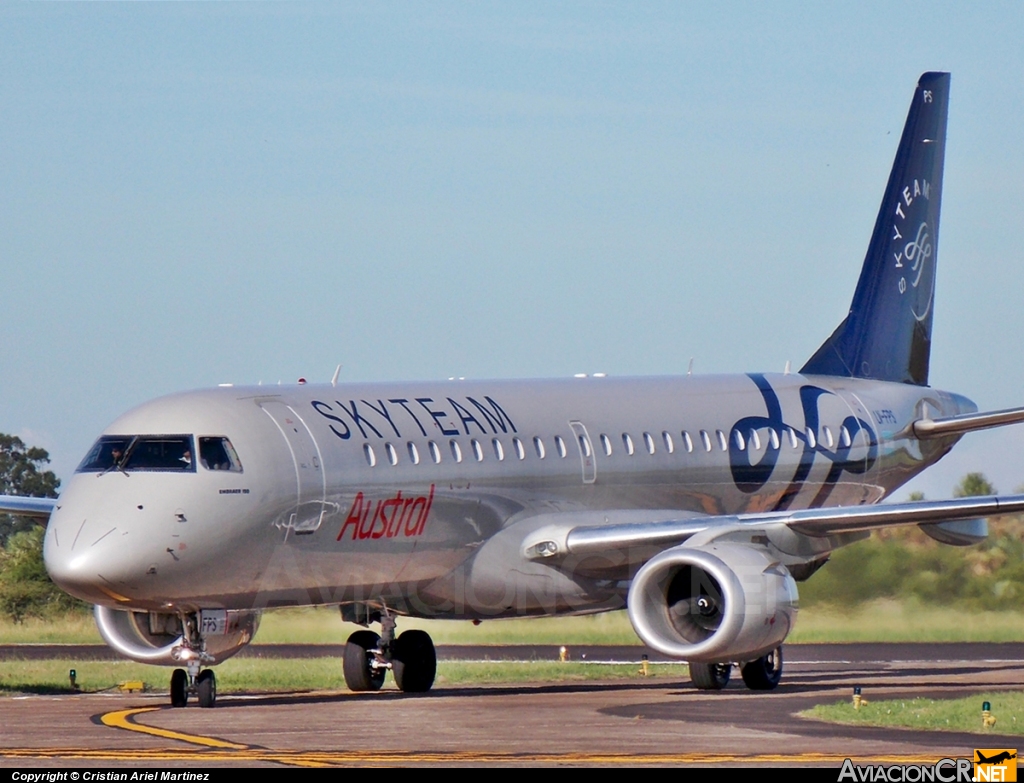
169,613 -> 217,708
343,612 -> 437,693
689,647 -> 783,692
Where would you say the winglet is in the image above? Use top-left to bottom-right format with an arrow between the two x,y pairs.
802,72 -> 950,386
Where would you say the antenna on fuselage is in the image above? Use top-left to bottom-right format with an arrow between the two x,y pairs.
331,364 -> 342,387
687,358 -> 694,377
784,360 -> 792,375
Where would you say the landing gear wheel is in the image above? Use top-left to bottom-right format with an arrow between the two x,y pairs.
197,669 -> 217,708
689,662 -> 731,690
343,630 -> 385,692
392,630 -> 436,693
170,668 -> 188,707
741,647 -> 783,691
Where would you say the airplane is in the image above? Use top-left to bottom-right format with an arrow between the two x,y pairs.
5,71 -> 1024,708
976,752 -> 1017,765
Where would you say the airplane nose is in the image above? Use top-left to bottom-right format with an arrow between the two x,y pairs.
44,517 -> 140,604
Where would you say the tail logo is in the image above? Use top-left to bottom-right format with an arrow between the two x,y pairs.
892,177 -> 935,321
900,221 -> 932,302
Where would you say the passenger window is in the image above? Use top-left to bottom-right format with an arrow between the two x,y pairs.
471,439 -> 484,462
407,442 -> 420,465
769,428 -> 780,450
600,434 -> 612,456
840,426 -> 852,448
534,437 -> 546,459
199,437 -> 243,472
682,431 -> 693,453
823,426 -> 834,448
428,441 -> 441,464
385,443 -> 398,466
622,433 -> 635,455
363,443 -> 376,467
716,430 -> 728,451
662,431 -> 674,453
555,436 -> 567,458
578,434 -> 591,457
748,429 -> 761,451
450,440 -> 463,463
512,437 -> 525,460
643,432 -> 655,454
733,430 -> 745,450
805,427 -> 817,449
700,430 -> 712,452
492,438 -> 504,461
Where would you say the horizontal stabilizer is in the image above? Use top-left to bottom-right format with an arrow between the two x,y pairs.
912,406 -> 1024,439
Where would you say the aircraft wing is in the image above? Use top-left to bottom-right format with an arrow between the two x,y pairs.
524,493 -> 1024,564
0,495 -> 57,519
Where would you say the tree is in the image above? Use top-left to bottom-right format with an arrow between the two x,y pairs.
0,434 -> 60,546
954,472 -> 996,498
0,526 -> 83,622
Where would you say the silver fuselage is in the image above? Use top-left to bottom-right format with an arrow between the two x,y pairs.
43,372 -> 973,618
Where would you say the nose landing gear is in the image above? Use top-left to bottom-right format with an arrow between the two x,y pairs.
342,610 -> 436,693
168,664 -> 217,708
168,613 -> 218,708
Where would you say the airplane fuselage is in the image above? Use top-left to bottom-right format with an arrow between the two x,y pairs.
44,371 -> 974,618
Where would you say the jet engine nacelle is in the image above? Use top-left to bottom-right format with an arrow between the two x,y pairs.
627,543 -> 798,663
94,606 -> 260,666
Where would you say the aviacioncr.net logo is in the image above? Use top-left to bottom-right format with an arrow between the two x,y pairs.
838,758 -> 973,782
974,749 -> 1017,782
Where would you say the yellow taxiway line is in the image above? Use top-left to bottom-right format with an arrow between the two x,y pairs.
0,707 -> 973,767
99,707 -> 249,750
0,747 -> 961,767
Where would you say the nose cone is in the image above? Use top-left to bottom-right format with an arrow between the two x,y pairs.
44,511 -> 136,605
43,476 -> 157,606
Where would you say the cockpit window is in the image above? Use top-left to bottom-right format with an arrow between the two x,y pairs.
77,436 -> 135,472
123,436 -> 195,472
199,437 -> 243,472
77,435 -> 196,473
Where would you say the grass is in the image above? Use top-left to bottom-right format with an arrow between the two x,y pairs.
0,657 -> 684,696
803,692 -> 1024,736
8,601 -> 1024,645
788,599 -> 1024,643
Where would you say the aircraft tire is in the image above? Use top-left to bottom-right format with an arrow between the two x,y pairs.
343,630 -> 385,691
740,647 -> 783,691
197,669 -> 216,708
689,662 -> 731,690
170,668 -> 188,707
392,630 -> 436,693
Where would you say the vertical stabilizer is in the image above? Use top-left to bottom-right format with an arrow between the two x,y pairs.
802,72 -> 949,386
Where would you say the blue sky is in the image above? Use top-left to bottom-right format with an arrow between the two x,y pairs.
2,2 -> 1024,497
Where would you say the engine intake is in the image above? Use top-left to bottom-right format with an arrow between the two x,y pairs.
627,543 -> 797,662
94,606 -> 260,665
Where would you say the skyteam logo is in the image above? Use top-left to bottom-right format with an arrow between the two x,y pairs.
891,176 -> 936,322
729,374 -> 877,509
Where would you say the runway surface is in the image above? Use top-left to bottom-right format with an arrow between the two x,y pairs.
2,643 -> 1024,767
6,641 -> 1024,662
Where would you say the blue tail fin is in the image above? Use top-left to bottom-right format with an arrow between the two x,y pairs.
802,72 -> 949,386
